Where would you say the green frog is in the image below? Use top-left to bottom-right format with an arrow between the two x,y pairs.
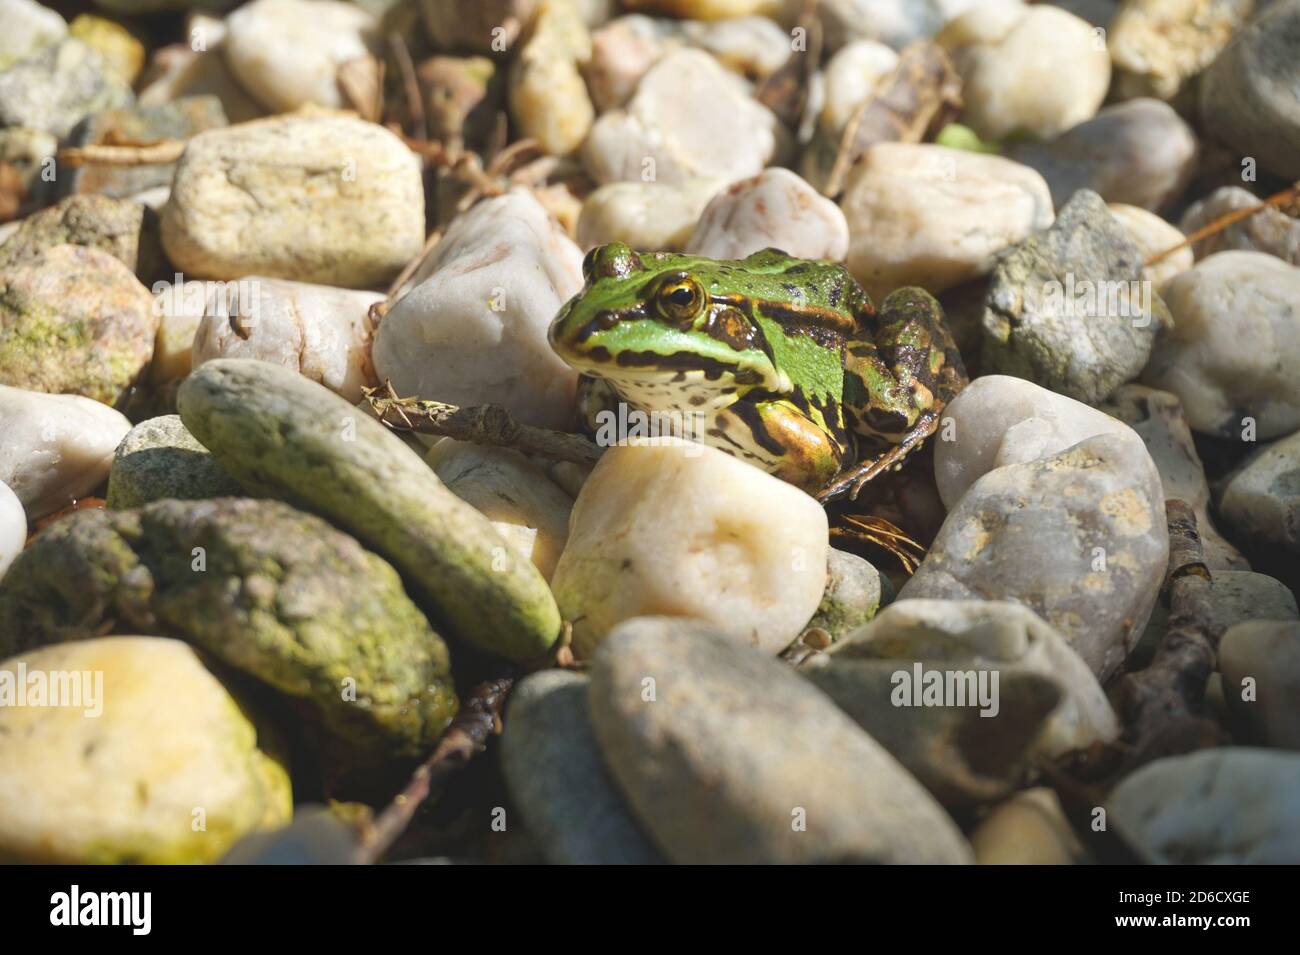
548,242 -> 967,502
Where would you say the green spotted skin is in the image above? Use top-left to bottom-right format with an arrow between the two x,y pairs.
548,243 -> 967,500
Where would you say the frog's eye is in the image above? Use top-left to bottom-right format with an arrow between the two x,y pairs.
656,275 -> 705,324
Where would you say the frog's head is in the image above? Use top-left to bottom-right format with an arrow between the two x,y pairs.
549,243 -> 785,405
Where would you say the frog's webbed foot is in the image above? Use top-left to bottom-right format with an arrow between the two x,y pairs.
817,409 -> 939,503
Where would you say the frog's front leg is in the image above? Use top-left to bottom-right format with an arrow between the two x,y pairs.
826,287 -> 967,502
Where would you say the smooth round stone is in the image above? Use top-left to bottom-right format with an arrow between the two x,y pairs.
106,414 -> 241,509
224,0 -> 379,113
1199,0 -> 1300,180
981,189 -> 1165,406
425,439 -> 573,581
803,548 -> 887,642
903,432 -> 1168,681
840,143 -> 1053,301
934,375 -> 1137,508
677,14 -> 791,79
1179,186 -> 1300,265
178,359 -> 561,662
0,244 -> 157,406
1142,251 -> 1300,440
0,38 -> 133,138
161,115 -> 424,289
584,14 -> 672,113
509,0 -> 595,156
0,637 -> 291,864
577,178 -> 721,252
0,384 -> 131,519
0,194 -> 158,277
192,277 -> 382,404
69,13 -> 144,86
685,168 -> 849,261
1217,428 -> 1300,555
0,498 -> 458,757
1108,0 -> 1253,100
0,481 -> 25,581
1108,203 -> 1193,291
1006,99 -> 1197,212
939,3 -> 1110,141
136,30 -> 265,125
816,598 -> 1119,757
375,190 -> 581,430
551,440 -> 829,660
589,616 -> 972,863
0,0 -> 66,70
582,49 -> 782,186
500,669 -> 664,864
1220,620 -> 1300,750
220,807 -> 360,865
1109,748 -> 1300,863
970,788 -> 1088,864
817,0 -> 946,50
818,40 -> 899,134
1101,385 -> 1246,570
149,279 -> 212,387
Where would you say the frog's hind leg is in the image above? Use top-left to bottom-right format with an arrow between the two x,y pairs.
828,287 -> 967,502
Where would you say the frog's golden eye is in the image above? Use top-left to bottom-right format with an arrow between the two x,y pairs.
656,275 -> 705,324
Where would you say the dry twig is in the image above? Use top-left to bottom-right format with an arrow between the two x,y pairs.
1145,180 -> 1300,267
57,140 -> 187,167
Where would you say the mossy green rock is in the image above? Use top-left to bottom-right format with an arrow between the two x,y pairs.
0,637 -> 291,864
0,193 -> 164,280
0,497 -> 458,757
177,359 -> 562,661
107,414 -> 243,509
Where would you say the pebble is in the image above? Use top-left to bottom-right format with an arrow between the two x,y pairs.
1006,99 -> 1197,212
0,244 -> 157,406
0,637 -> 292,864
582,48 -> 783,186
818,0 -> 946,51
802,599 -> 1116,804
624,0 -> 782,16
576,178 -> 721,252
1179,186 -> 1300,265
373,190 -> 583,431
0,480 -> 25,581
1216,427 -> 1300,555
0,385 -> 130,518
62,97 -> 228,201
817,40 -> 899,135
583,14 -> 671,113
1107,202 -> 1193,290
192,277 -> 383,404
418,0 -> 537,55
0,194 -> 160,279
903,431 -> 1168,681
0,38 -> 133,138
588,616 -> 973,863
177,359 -> 561,662
970,788 -> 1088,864
1101,385 -> 1246,570
509,0 -> 596,156
1107,0 -> 1254,101
68,13 -> 145,87
685,168 -> 850,261
500,669 -> 665,864
425,439 -> 574,581
136,28 -> 265,125
105,414 -> 242,509
223,0 -> 379,113
840,143 -> 1053,301
551,440 -> 829,659
0,0 -> 66,70
1198,0 -> 1300,180
1109,748 -> 1300,863
418,56 -> 501,148
1219,620 -> 1300,750
677,14 -> 791,80
160,115 -> 425,289
148,278 -> 213,387
1141,251 -> 1300,440
938,3 -> 1110,141
802,548 -> 888,643
981,189 -> 1167,406
0,498 -> 458,758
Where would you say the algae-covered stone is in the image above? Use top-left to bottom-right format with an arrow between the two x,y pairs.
0,498 -> 458,756
177,359 -> 561,661
0,244 -> 157,406
803,548 -> 889,642
0,636 -> 291,864
0,194 -> 161,279
107,415 -> 242,509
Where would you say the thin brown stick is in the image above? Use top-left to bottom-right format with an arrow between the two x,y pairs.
363,380 -> 604,467
388,31 -> 425,141
57,140 -> 187,168
1145,180 -> 1300,267
355,678 -> 514,864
